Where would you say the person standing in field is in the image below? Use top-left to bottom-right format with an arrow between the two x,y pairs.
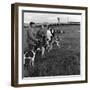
27,22 -> 38,51
36,24 -> 47,58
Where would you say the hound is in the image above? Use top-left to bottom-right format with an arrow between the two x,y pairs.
24,43 -> 42,67
24,50 -> 36,67
46,28 -> 61,52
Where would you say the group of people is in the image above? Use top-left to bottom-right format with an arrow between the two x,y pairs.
24,22 -> 60,67
27,22 -> 55,55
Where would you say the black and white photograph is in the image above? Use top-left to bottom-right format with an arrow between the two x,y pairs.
23,11 -> 81,77
11,3 -> 87,87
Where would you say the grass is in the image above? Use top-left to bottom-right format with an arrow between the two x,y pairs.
24,24 -> 80,77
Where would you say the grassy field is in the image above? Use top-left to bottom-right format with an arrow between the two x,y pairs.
24,24 -> 80,77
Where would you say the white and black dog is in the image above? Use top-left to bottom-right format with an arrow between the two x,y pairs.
24,42 -> 42,67
46,28 -> 61,52
24,50 -> 36,67
24,39 -> 45,67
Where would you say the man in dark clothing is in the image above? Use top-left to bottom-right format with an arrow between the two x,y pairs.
36,25 -> 47,47
36,25 -> 47,57
27,22 -> 38,51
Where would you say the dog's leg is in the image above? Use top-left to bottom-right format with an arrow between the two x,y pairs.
31,52 -> 36,67
48,43 -> 53,52
41,46 -> 45,58
56,40 -> 60,48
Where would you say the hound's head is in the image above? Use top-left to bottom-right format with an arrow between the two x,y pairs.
24,51 -> 34,59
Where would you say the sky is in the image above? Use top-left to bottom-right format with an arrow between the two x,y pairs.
24,12 -> 81,24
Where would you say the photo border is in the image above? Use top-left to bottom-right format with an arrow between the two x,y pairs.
11,3 -> 88,87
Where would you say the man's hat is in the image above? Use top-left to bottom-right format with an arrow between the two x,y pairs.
29,22 -> 35,26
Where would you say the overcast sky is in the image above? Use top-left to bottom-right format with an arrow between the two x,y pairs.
24,12 -> 81,24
